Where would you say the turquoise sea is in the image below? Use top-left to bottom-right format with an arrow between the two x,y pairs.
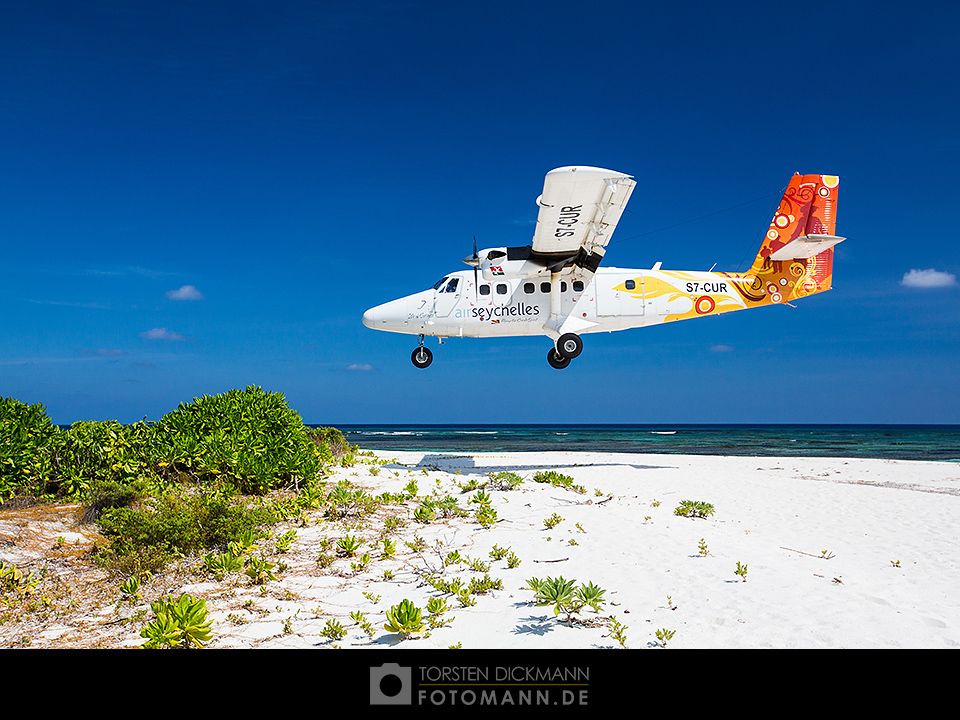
333,425 -> 960,463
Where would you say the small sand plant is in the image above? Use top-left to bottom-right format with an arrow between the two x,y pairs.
735,561 -> 748,581
489,544 -> 510,560
674,500 -> 715,518
336,534 -> 364,557
475,505 -> 498,528
321,618 -> 347,640
527,576 -> 606,626
532,470 -> 585,494
605,616 -> 628,648
426,597 -> 453,628
119,575 -> 142,601
244,555 -> 278,584
655,628 -> 676,648
487,471 -> 524,491
140,593 -> 212,649
384,599 -> 425,639
543,512 -> 564,529
350,610 -> 375,636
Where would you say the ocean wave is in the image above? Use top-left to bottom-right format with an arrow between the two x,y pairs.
337,425 -> 960,462
354,431 -> 418,436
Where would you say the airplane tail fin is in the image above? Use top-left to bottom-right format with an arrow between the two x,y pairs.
746,173 -> 843,300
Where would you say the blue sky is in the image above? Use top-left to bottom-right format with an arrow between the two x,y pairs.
2,1 -> 958,425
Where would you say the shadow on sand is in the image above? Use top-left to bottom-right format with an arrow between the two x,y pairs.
382,453 -> 676,476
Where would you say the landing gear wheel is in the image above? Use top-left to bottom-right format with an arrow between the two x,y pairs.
557,333 -> 583,359
547,347 -> 571,370
411,346 -> 434,369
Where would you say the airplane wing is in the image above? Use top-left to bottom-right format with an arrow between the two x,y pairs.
530,166 -> 636,274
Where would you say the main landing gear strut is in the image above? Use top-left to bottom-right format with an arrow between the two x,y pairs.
411,334 -> 433,369
547,333 -> 583,370
411,333 -> 583,370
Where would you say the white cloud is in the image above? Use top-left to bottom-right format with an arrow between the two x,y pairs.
346,363 -> 375,371
901,268 -> 957,288
139,327 -> 190,341
30,299 -> 109,309
166,285 -> 204,300
710,344 -> 735,353
80,348 -> 125,356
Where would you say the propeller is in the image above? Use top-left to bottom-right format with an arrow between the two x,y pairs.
463,236 -> 480,298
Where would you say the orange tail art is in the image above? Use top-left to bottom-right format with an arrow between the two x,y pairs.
730,173 -> 843,307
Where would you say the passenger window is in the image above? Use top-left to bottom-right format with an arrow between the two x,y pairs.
540,282 -> 551,293
561,282 -> 567,292
573,281 -> 584,292
479,284 -> 491,296
523,282 -> 535,294
625,279 -> 635,290
496,283 -> 508,295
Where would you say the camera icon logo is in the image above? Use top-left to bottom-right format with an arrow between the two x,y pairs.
370,663 -> 412,705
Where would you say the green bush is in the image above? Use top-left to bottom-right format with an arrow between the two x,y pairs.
150,386 -> 325,494
48,420 -> 155,501
97,488 -> 280,560
308,426 -> 352,461
0,397 -> 61,500
3,387 -> 348,576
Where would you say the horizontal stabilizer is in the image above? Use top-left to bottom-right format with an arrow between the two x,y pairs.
769,234 -> 846,261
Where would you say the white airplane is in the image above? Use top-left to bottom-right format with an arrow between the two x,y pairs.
362,166 -> 844,369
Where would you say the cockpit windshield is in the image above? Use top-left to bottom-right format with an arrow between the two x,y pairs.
433,276 -> 459,293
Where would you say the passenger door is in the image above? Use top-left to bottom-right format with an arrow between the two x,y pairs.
597,274 -> 645,316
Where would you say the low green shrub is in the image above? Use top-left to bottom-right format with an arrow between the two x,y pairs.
4,386 -> 334,503
95,488 -> 278,567
308,426 -> 352,461
0,397 -> 61,500
532,470 -> 585,494
150,386 -> 325,494
487,471 -> 524,490
3,387 -> 350,578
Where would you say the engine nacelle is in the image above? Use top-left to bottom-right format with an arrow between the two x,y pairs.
478,246 -> 551,281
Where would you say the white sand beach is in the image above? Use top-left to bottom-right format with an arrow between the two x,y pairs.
9,449 -> 960,650
193,450 -> 960,650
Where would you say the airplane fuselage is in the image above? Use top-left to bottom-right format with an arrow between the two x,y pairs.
362,264 -> 791,340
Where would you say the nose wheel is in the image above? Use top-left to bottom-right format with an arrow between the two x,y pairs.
411,335 -> 433,369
